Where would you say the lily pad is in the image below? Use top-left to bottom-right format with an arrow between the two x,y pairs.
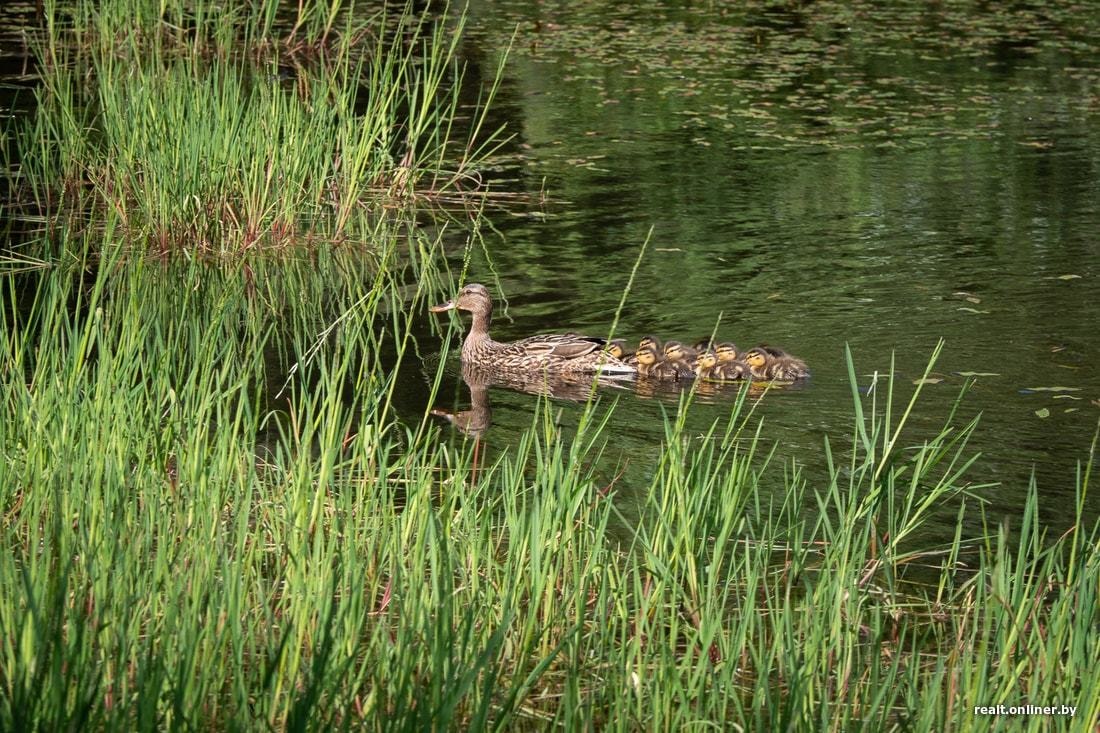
1034,408 -> 1050,418
913,377 -> 943,385
954,371 -> 1000,377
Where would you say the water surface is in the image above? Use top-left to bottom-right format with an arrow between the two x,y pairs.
418,0 -> 1100,532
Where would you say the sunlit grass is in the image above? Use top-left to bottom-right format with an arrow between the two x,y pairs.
2,2 -> 1098,730
2,236 -> 1098,728
14,0 -> 508,256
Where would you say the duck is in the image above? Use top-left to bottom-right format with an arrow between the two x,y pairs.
711,342 -> 751,379
694,350 -> 719,379
604,339 -> 630,360
638,335 -> 663,353
635,343 -> 683,379
696,349 -> 751,381
662,341 -> 698,378
714,342 -> 741,364
742,346 -> 810,381
430,284 -> 635,374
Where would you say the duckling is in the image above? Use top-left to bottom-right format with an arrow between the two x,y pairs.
694,350 -> 719,379
710,342 -> 750,379
714,342 -> 741,364
715,359 -> 752,381
638,335 -> 663,354
742,346 -> 809,381
635,344 -> 682,379
696,349 -> 750,381
604,339 -> 629,360
662,341 -> 698,378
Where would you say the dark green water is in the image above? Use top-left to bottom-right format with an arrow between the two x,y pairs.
415,1 -> 1100,533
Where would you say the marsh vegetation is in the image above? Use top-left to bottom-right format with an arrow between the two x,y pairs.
2,1 -> 1099,730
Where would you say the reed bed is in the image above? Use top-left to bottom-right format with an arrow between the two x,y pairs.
12,0 -> 507,256
2,239 -> 1098,730
2,1 -> 1098,730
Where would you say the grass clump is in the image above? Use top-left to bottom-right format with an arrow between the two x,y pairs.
2,243 -> 1099,729
12,0 -> 507,256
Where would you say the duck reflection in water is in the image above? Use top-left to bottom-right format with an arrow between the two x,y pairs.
431,363 -> 634,484
432,362 -> 633,437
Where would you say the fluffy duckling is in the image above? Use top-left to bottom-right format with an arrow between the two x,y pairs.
604,339 -> 630,360
695,350 -> 719,379
696,349 -> 750,381
742,346 -> 810,381
662,341 -> 698,378
714,342 -> 741,364
636,343 -> 682,379
710,342 -> 750,379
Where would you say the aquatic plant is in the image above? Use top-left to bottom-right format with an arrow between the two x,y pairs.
1,243 -> 1097,729
12,0 -> 508,256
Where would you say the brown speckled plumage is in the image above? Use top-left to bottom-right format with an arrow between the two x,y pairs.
430,284 -> 635,374
743,346 -> 810,381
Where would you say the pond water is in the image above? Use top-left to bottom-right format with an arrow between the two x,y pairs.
409,1 -> 1100,534
2,1 -> 1097,539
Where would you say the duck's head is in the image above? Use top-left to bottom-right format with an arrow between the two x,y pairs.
697,351 -> 718,370
715,342 -> 740,363
604,339 -> 627,359
430,283 -> 492,315
743,347 -> 768,370
663,341 -> 690,362
638,335 -> 662,352
636,345 -> 660,366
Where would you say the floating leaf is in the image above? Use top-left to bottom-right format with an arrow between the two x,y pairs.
965,296 -> 982,304
1052,394 -> 1082,400
955,371 -> 1000,377
1057,274 -> 1082,280
956,307 -> 990,314
913,377 -> 943,385
1035,408 -> 1050,418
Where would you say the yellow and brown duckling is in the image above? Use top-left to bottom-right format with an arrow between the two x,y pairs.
694,350 -> 719,379
430,283 -> 635,374
742,346 -> 810,381
714,342 -> 740,363
662,341 -> 698,378
696,348 -> 751,381
635,343 -> 684,379
604,339 -> 631,360
638,334 -> 663,354
711,342 -> 751,380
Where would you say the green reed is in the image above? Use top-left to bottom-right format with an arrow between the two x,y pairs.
3,229 -> 1098,729
16,0 -> 507,255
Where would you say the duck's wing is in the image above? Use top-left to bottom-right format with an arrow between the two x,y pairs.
518,334 -> 606,360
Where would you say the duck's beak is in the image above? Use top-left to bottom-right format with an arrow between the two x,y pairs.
429,299 -> 456,313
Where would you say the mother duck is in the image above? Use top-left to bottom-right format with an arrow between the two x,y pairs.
430,283 -> 634,374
